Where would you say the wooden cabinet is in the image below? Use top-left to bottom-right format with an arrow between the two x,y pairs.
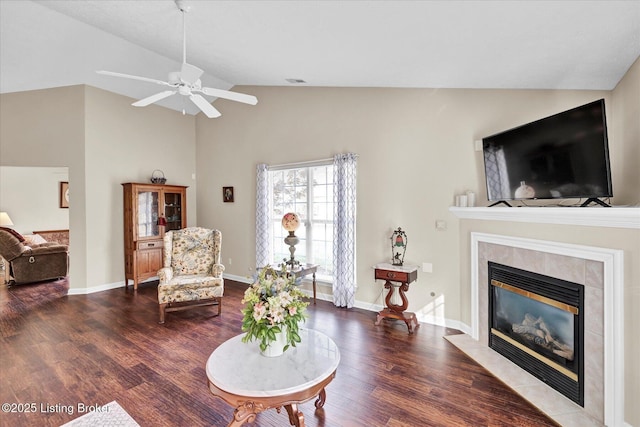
122,183 -> 187,290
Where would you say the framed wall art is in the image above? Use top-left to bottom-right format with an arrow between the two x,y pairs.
60,182 -> 69,208
223,186 -> 234,203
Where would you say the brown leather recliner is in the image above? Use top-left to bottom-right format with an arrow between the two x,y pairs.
0,228 -> 68,284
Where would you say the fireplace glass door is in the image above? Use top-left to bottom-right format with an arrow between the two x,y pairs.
488,261 -> 584,406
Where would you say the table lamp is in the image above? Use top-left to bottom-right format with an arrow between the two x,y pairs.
282,212 -> 301,268
390,227 -> 407,266
0,212 -> 14,227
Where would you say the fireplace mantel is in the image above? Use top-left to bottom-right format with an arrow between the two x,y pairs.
449,206 -> 640,229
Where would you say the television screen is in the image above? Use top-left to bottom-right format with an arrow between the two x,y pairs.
482,99 -> 612,205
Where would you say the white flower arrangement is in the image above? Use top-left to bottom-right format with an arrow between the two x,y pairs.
241,265 -> 309,353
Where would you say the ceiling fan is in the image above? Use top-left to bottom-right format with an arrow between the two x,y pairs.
96,0 -> 257,118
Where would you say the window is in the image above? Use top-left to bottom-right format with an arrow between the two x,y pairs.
269,163 -> 334,281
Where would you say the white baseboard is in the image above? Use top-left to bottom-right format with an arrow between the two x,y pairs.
67,277 -> 159,295
223,273 -> 253,284
67,280 -> 126,295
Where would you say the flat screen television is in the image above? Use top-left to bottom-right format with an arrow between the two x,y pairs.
482,99 -> 612,207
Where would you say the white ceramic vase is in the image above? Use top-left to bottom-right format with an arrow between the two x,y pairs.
260,325 -> 288,357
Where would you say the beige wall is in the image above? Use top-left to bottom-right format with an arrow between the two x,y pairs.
0,166 -> 69,233
196,87 -> 624,309
0,85 -> 87,290
1,85 -> 197,290
83,86 -> 197,288
611,56 -> 640,203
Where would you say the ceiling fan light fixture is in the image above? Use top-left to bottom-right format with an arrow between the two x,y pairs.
95,0 -> 257,118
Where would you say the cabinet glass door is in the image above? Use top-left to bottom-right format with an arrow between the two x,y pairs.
137,190 -> 160,238
164,192 -> 183,232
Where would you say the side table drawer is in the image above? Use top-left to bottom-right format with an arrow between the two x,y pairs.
375,269 -> 409,283
137,240 -> 163,250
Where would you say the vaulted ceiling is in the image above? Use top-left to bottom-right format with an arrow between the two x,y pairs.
1,0 -> 639,116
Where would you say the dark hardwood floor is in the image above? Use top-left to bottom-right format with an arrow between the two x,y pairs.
0,278 -> 560,427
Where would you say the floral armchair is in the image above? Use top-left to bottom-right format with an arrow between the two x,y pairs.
157,227 -> 224,324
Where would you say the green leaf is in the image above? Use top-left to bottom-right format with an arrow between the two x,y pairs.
267,329 -> 276,341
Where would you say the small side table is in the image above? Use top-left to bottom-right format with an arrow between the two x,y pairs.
288,263 -> 319,304
373,263 -> 419,334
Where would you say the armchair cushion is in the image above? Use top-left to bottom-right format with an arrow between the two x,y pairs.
170,228 -> 216,275
158,275 -> 223,304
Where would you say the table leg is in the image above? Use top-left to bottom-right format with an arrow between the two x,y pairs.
284,404 -> 306,426
405,316 -> 414,334
312,272 -> 317,304
228,402 -> 261,426
314,388 -> 326,408
412,313 -> 420,332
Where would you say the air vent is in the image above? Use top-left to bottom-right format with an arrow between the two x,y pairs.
285,78 -> 307,84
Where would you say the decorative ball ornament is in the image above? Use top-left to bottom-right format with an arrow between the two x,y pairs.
282,212 -> 300,232
514,181 -> 536,199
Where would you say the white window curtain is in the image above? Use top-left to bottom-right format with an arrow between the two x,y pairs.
332,153 -> 358,308
483,146 -> 510,200
255,163 -> 272,269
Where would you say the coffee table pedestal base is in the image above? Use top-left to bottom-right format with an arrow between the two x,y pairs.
208,371 -> 335,427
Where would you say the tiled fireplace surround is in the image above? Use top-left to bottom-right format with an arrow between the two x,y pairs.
446,232 -> 624,427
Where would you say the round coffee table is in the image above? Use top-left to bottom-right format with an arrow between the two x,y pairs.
206,328 -> 340,427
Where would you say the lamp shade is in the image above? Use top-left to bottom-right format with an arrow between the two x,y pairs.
282,212 -> 300,232
0,212 -> 14,227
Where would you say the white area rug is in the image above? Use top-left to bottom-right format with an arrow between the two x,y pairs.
60,401 -> 139,427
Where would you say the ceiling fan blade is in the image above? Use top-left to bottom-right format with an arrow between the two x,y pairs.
181,63 -> 204,85
132,90 -> 177,107
97,70 -> 171,86
189,94 -> 221,118
199,87 -> 258,105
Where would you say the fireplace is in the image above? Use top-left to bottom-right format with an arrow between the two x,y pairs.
459,232 -> 626,426
488,261 -> 584,406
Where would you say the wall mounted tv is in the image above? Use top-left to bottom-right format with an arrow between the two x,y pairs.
482,99 -> 612,207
